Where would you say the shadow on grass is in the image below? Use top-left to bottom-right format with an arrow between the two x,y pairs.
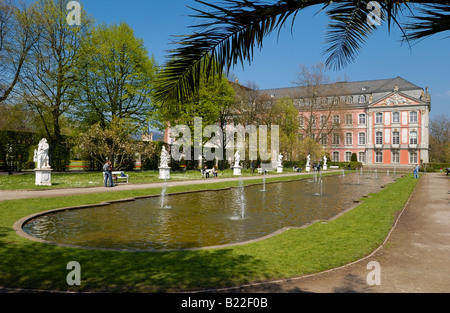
0,234 -> 268,292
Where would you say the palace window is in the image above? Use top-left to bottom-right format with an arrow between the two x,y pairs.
393,112 -> 400,123
392,151 -> 400,163
320,115 -> 327,127
345,152 -> 352,162
410,131 -> 418,145
375,112 -> 383,124
332,151 -> 340,162
358,152 -> 366,163
375,131 -> 383,145
410,111 -> 418,123
358,113 -> 366,125
392,131 -> 400,145
358,132 -> 366,145
320,134 -> 328,145
332,133 -> 340,145
345,114 -> 353,125
410,151 -> 418,164
333,114 -> 340,125
358,95 -> 366,103
298,115 -> 304,127
310,115 -> 316,128
345,133 -> 353,145
375,151 -> 383,163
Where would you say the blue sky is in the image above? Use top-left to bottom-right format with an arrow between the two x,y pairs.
81,0 -> 449,118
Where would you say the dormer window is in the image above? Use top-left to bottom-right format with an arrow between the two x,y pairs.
358,95 -> 366,103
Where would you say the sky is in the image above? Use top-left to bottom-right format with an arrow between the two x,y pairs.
80,0 -> 449,118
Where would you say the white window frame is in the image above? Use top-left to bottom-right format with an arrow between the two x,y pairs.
358,113 -> 366,125
358,152 -> 366,163
392,151 -> 400,164
410,111 -> 418,123
409,151 -> 418,164
358,132 -> 366,145
332,133 -> 340,145
375,131 -> 383,145
392,111 -> 400,123
345,133 -> 353,145
375,151 -> 383,163
345,114 -> 353,125
332,151 -> 340,162
410,131 -> 418,145
345,151 -> 352,162
375,112 -> 383,124
392,131 -> 400,145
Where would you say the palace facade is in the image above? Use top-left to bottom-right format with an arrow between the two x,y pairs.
260,76 -> 431,167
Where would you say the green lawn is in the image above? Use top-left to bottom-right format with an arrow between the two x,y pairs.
0,173 -> 418,292
0,168 -> 267,190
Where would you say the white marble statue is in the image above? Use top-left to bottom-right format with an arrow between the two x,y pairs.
234,150 -> 241,167
323,155 -> 327,166
306,154 -> 310,167
277,153 -> 283,167
35,138 -> 50,169
160,146 -> 169,167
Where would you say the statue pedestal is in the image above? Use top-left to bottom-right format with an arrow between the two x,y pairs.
233,165 -> 242,176
159,166 -> 170,180
306,166 -> 311,172
35,168 -> 52,186
277,166 -> 283,173
323,165 -> 328,171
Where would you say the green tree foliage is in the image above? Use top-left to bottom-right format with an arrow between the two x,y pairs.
153,68 -> 236,166
265,97 -> 300,161
77,118 -> 155,170
74,22 -> 157,129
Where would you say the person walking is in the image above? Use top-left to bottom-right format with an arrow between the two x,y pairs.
413,164 -> 420,179
103,160 -> 114,187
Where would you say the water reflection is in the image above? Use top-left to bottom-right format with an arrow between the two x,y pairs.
23,174 -> 397,251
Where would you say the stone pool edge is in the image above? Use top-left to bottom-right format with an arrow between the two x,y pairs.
13,175 -> 400,253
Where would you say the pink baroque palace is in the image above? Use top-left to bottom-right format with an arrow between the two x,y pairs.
260,76 -> 431,168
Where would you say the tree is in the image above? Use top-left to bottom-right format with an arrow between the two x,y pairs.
233,80 -> 271,127
293,63 -> 348,147
0,0 -> 38,103
74,22 -> 157,129
265,97 -> 300,161
77,118 -> 155,170
154,67 -> 236,169
153,1 -> 450,103
20,0 -> 93,164
429,113 -> 450,163
297,137 -> 325,166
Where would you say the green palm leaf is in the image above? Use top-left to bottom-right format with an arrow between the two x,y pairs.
323,1 -> 377,71
154,0 -> 321,104
154,0 -> 449,104
405,3 -> 450,41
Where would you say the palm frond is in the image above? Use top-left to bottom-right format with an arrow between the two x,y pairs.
154,0 -> 322,104
323,1 -> 379,71
405,3 -> 450,41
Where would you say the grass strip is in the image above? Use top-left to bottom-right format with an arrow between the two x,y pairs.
0,173 -> 417,292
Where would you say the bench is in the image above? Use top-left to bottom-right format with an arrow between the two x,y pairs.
103,171 -> 129,183
257,168 -> 269,174
329,166 -> 339,169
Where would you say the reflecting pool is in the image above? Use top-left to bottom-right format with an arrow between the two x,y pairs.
23,173 -> 397,251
